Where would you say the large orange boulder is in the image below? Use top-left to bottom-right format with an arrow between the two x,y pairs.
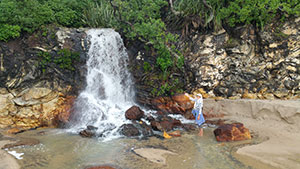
151,94 -> 193,117
213,123 -> 251,142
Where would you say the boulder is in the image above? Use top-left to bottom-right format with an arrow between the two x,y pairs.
133,121 -> 154,137
119,124 -> 140,137
213,123 -> 251,142
79,128 -> 96,138
150,116 -> 182,132
150,94 -> 193,116
125,106 -> 144,120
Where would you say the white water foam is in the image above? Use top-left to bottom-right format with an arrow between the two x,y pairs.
6,149 -> 24,160
68,29 -> 135,141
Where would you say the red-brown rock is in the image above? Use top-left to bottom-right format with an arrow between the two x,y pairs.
57,95 -> 76,123
150,117 -> 182,132
151,94 -> 193,115
125,106 -> 145,120
213,123 -> 251,142
168,130 -> 181,137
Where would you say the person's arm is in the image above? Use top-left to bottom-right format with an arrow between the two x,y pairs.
185,93 -> 196,102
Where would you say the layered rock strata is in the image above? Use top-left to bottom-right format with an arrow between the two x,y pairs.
0,28 -> 87,129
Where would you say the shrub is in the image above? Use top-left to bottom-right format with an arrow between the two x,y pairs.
0,0 -> 89,40
220,0 -> 300,29
0,24 -> 21,41
38,49 -> 79,73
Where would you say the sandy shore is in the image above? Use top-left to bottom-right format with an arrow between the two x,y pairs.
204,99 -> 300,169
0,99 -> 299,169
0,139 -> 20,169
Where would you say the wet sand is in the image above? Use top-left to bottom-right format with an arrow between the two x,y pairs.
204,99 -> 300,169
0,139 -> 20,169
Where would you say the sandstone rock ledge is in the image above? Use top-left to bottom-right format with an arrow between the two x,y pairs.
204,99 -> 300,169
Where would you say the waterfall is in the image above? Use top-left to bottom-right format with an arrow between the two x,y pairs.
68,29 -> 135,140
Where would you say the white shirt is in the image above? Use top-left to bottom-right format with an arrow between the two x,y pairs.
187,94 -> 203,112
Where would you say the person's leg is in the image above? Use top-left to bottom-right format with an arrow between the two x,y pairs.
198,127 -> 203,136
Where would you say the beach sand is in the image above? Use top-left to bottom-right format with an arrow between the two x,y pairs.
204,99 -> 300,169
0,139 -> 20,169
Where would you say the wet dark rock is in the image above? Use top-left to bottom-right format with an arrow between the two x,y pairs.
145,115 -> 155,122
284,80 -> 297,90
133,121 -> 154,137
87,125 -> 98,130
3,137 -> 40,149
182,123 -> 198,131
150,115 -> 182,132
213,123 -> 251,142
119,124 -> 140,137
79,129 -> 96,138
125,106 -> 145,120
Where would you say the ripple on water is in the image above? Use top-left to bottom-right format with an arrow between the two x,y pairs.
8,128 -> 265,169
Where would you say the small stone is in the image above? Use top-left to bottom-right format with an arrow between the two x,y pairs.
269,43 -> 278,48
282,27 -> 297,35
228,96 -> 241,100
242,90 -> 257,99
168,130 -> 181,137
286,66 -> 296,72
79,129 -> 96,138
263,93 -> 275,100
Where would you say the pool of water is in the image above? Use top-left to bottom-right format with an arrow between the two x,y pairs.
6,128 -> 264,169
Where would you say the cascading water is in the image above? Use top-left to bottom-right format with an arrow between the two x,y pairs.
68,29 -> 135,140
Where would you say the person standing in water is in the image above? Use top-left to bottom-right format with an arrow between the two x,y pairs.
185,93 -> 205,136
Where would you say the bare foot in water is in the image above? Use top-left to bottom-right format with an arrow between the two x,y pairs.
198,128 -> 203,136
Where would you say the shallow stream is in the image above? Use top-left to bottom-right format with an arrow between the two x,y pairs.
5,128 -> 267,169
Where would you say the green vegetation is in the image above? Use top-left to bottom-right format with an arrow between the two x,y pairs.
167,0 -> 299,31
0,0 -> 88,40
38,49 -> 79,73
0,0 -> 299,96
220,0 -> 300,29
0,24 -> 20,41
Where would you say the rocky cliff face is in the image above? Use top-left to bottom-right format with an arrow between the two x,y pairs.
0,17 -> 299,130
0,27 -> 87,129
183,17 -> 300,100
